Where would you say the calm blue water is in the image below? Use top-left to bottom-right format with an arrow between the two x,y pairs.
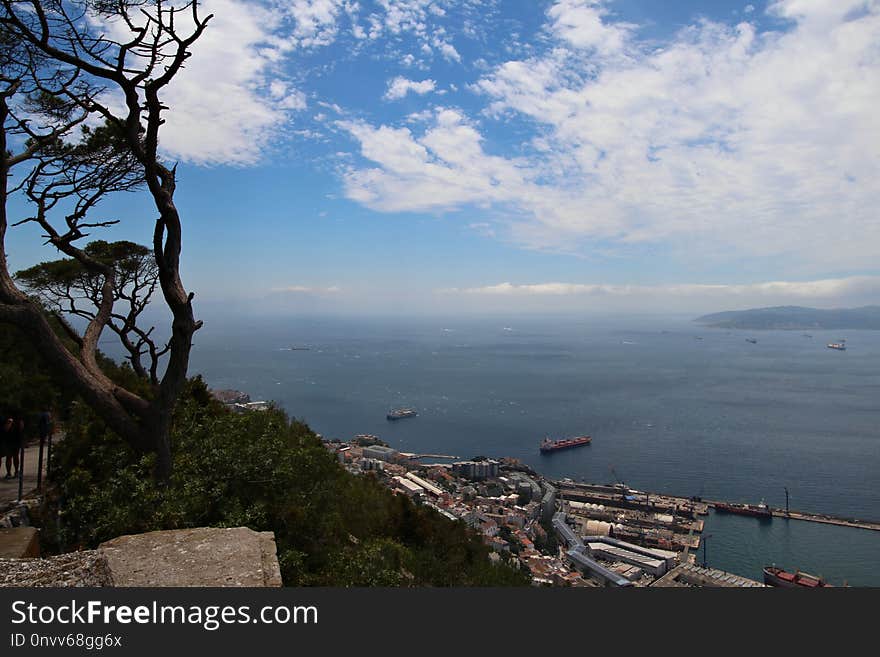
186,314 -> 880,585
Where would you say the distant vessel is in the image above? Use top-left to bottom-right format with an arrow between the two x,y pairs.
827,340 -> 846,351
540,436 -> 592,453
714,499 -> 772,519
387,408 -> 417,421
746,338 -> 757,344
763,566 -> 831,588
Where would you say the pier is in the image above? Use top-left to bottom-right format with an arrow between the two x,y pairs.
704,501 -> 880,532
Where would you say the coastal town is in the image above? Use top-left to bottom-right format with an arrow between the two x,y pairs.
320,433 -> 764,587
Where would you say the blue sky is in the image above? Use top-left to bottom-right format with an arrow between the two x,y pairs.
6,0 -> 880,315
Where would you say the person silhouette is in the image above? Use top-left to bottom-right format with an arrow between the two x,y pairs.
2,413 -> 18,479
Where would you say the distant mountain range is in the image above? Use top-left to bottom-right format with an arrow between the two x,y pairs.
694,305 -> 880,330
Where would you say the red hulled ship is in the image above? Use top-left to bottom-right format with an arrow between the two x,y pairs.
763,566 -> 831,588
540,436 -> 592,453
713,499 -> 773,519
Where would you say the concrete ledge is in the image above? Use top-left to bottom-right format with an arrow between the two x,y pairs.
0,527 -> 40,558
99,527 -> 283,587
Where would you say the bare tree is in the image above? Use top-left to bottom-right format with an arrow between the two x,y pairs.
16,240 -> 168,384
0,0 -> 212,479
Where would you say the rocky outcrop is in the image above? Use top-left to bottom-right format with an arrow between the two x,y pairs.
0,551 -> 114,587
98,527 -> 283,587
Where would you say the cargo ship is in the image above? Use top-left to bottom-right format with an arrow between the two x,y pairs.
763,565 -> 831,588
387,408 -> 417,421
540,436 -> 592,453
713,499 -> 772,519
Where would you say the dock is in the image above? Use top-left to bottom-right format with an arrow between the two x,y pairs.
554,481 -> 706,554
554,479 -> 880,544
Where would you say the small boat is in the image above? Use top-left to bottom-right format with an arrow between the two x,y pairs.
746,338 -> 757,344
827,340 -> 846,351
764,565 -> 831,588
387,408 -> 417,420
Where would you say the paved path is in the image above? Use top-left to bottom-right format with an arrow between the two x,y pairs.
0,437 -> 53,504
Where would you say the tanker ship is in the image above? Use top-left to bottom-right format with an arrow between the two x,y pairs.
540,436 -> 592,453
713,499 -> 772,519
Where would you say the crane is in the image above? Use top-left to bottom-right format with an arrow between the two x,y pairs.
610,466 -> 627,498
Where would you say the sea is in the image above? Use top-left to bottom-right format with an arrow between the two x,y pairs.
184,313 -> 880,586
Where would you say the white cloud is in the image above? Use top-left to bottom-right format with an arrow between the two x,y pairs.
433,37 -> 462,62
338,109 -> 534,212
384,76 -> 437,100
370,0 -> 438,36
363,0 -> 465,66
547,0 -> 633,56
339,0 -> 880,271
95,0 -> 318,166
445,276 -> 880,300
287,0 -> 348,48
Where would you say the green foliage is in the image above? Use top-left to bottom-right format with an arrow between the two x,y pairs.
15,240 -> 153,292
534,519 -> 559,556
43,377 -> 529,587
0,322 -> 74,423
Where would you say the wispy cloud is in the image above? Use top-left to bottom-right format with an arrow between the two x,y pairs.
441,276 -> 880,301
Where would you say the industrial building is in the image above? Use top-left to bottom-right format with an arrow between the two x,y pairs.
652,563 -> 765,587
583,536 -> 677,572
392,476 -> 425,498
363,445 -> 399,462
585,541 -> 668,577
405,472 -> 444,497
565,547 -> 634,587
552,512 -> 583,549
